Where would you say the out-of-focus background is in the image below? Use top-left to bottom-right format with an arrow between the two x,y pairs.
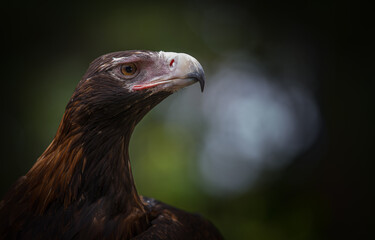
1,1 -> 373,239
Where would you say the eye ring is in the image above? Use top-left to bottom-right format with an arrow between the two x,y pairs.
121,63 -> 138,78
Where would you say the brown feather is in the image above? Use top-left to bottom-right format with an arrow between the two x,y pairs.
0,50 -> 223,240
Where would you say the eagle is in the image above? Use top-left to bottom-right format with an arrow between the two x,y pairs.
0,50 -> 223,240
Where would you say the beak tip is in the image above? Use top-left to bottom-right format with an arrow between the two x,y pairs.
197,66 -> 205,93
186,68 -> 205,93
200,78 -> 205,92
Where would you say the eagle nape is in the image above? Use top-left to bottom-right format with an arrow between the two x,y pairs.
0,50 -> 223,240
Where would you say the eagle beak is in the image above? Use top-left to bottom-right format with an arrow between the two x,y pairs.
167,52 -> 205,92
132,52 -> 205,92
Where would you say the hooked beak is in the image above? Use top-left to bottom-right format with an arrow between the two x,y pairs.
132,52 -> 205,92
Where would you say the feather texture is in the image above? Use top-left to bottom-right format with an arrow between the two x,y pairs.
0,51 -> 222,240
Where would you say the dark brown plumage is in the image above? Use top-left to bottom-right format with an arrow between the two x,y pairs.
0,50 -> 222,239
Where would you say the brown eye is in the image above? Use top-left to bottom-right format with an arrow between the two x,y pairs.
121,63 -> 137,76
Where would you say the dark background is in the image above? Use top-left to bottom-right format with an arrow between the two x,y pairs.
1,1 -> 373,239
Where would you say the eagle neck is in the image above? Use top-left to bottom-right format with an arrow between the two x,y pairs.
27,106 -> 146,215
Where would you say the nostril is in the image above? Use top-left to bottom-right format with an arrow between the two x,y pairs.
169,59 -> 175,67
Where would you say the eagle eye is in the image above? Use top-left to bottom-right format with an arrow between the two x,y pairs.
121,63 -> 137,77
